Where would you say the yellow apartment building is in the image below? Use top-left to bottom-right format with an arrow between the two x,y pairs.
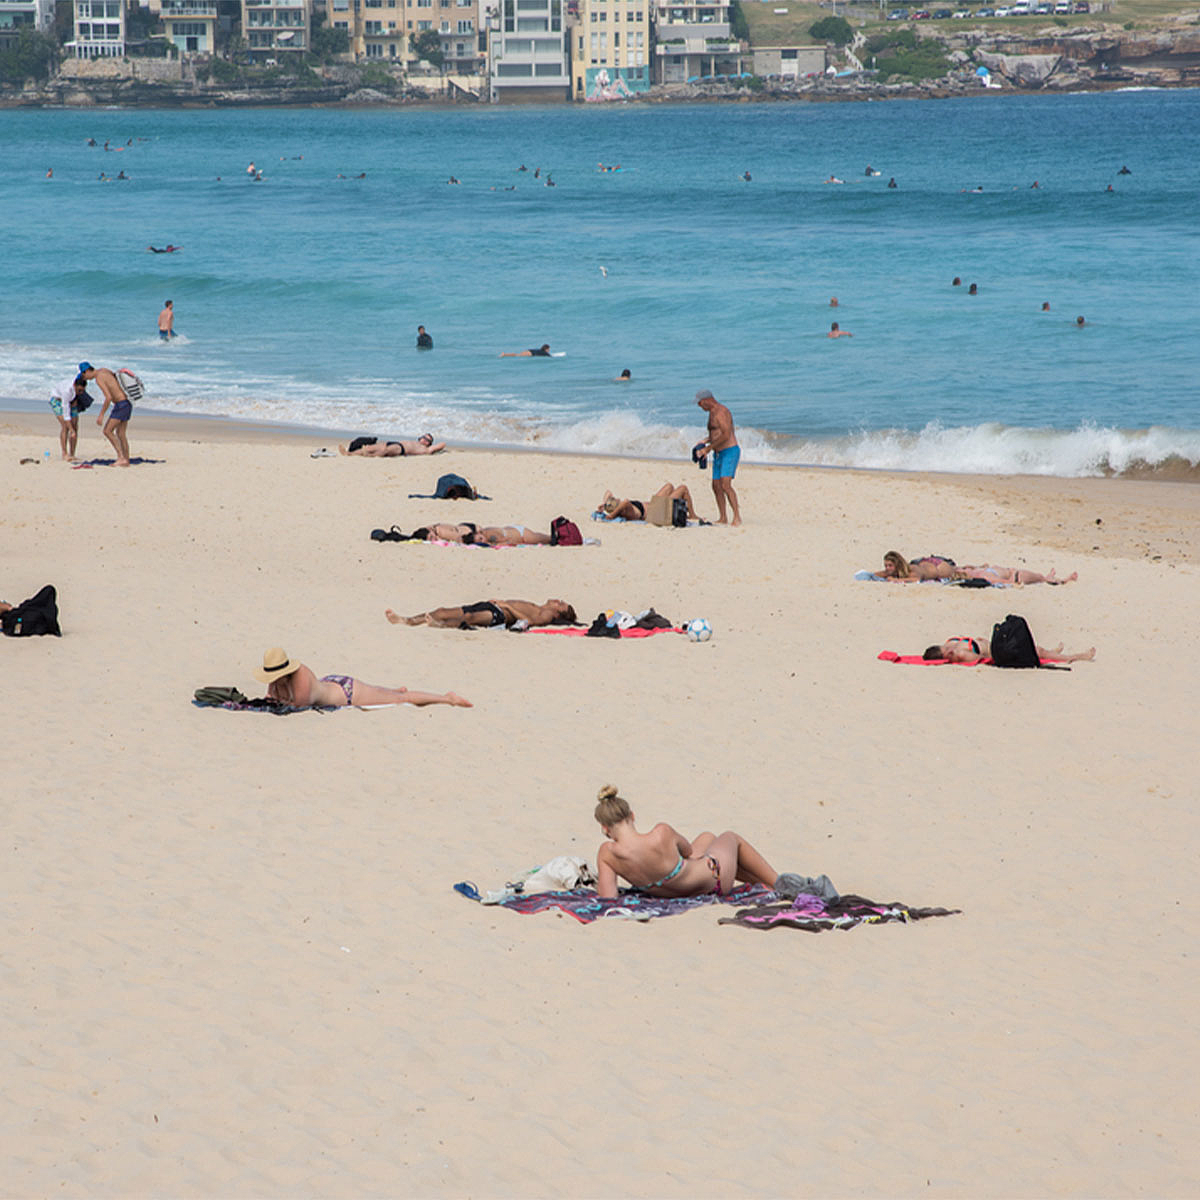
568,0 -> 649,100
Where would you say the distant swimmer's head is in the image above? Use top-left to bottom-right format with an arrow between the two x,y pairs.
1041,302 -> 1050,312
952,277 -> 962,287
968,283 -> 978,295
417,325 -> 426,333
831,322 -> 840,332
540,344 -> 550,353
595,783 -> 632,832
829,297 -> 839,307
619,368 -> 631,380
1076,315 -> 1086,326
695,388 -> 715,410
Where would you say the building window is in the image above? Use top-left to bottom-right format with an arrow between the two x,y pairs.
589,30 -> 595,49
418,19 -> 432,27
497,61 -> 531,73
456,18 -> 472,31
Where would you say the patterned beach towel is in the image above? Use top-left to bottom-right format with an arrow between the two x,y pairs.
456,882 -> 774,923
719,892 -> 961,932
192,686 -> 338,715
877,651 -> 1064,667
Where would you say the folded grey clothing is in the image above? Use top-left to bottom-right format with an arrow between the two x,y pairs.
774,872 -> 839,902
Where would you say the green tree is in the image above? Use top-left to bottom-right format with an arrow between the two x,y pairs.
729,0 -> 749,40
409,28 -> 444,69
809,15 -> 852,45
310,18 -> 349,63
0,27 -> 59,83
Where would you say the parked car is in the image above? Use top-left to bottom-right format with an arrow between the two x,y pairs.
976,6 -> 995,14
887,7 -> 910,16
1073,0 -> 1089,10
1034,3 -> 1052,12
912,8 -> 931,17
933,7 -> 953,16
993,5 -> 1011,14
1054,0 -> 1071,10
952,8 -> 972,15
1008,0 -> 1030,12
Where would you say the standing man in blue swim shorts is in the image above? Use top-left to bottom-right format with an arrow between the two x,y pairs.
79,362 -> 133,467
695,388 -> 741,525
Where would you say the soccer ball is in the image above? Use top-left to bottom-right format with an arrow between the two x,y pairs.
686,618 -> 713,642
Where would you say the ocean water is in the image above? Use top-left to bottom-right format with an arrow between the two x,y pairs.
2,89 -> 1199,477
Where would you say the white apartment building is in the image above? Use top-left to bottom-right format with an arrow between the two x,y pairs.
0,0 -> 55,49
242,0 -> 309,59
653,0 -> 743,83
488,0 -> 568,102
67,0 -> 126,57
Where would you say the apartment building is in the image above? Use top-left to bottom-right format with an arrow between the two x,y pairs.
568,0 -> 648,100
161,0 -> 217,53
66,0 -> 126,56
488,0 -> 568,102
0,0 -> 54,49
242,0 -> 309,59
653,0 -> 743,83
327,0 -> 483,72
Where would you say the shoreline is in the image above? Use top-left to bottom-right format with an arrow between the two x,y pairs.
4,411 -> 1196,563
4,401 -> 1197,491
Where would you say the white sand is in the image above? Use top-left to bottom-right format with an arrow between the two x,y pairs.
3,414 -> 1198,1197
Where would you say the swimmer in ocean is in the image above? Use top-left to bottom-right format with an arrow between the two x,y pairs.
1076,316 -> 1086,326
500,344 -> 552,358
968,283 -> 978,295
1118,165 -> 1131,175
742,171 -> 752,181
887,177 -> 897,188
615,368 -> 632,382
829,297 -> 839,308
1042,302 -> 1050,312
952,277 -> 961,287
828,322 -> 853,339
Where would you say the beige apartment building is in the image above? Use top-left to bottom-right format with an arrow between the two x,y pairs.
327,0 -> 483,73
568,0 -> 649,101
242,0 -> 310,59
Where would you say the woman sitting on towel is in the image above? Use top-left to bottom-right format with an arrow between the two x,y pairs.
592,784 -> 778,900
922,637 -> 1095,665
385,598 -> 577,629
600,482 -> 699,522
254,647 -> 472,708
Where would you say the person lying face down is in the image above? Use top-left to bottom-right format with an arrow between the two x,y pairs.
402,523 -> 553,546
385,599 -> 577,629
340,434 -> 444,457
592,784 -> 778,901
599,482 -> 699,522
922,637 -> 1095,665
252,647 -> 472,708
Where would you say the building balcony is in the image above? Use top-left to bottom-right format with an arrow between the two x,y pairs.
161,2 -> 216,14
655,35 -> 736,54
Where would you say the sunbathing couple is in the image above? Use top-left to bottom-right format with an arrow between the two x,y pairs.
593,785 -> 778,900
254,647 -> 471,708
401,522 -> 552,546
340,434 -> 445,457
924,636 -> 1094,664
600,482 -> 701,523
879,551 -> 1077,586
387,598 -> 576,629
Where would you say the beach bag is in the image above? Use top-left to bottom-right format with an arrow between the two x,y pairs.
672,497 -> 688,527
990,614 -> 1040,668
550,516 -> 582,546
1,584 -> 61,637
117,368 -> 145,404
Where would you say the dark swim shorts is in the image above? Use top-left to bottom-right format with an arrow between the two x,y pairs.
110,399 -> 133,423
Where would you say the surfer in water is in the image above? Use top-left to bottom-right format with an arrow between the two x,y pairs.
499,344 -> 552,357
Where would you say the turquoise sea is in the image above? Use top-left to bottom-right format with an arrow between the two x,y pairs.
2,89 -> 1198,477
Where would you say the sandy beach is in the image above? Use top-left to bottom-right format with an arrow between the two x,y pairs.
3,411 -> 1198,1198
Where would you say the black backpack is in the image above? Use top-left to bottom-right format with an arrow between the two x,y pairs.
1,585 -> 61,637
990,614 -> 1040,668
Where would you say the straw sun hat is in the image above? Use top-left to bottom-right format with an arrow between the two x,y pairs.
254,647 -> 301,683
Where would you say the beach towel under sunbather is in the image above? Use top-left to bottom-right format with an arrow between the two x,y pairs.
718,892 -> 960,932
876,651 -> 1065,667
529,626 -> 682,638
454,882 -> 773,923
192,685 -> 338,714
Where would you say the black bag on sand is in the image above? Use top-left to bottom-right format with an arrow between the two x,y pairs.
990,614 -> 1041,668
671,497 -> 688,527
1,585 -> 61,637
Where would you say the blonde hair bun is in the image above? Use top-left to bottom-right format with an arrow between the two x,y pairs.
597,784 -> 619,802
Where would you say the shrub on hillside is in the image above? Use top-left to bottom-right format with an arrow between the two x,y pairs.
809,16 -> 853,45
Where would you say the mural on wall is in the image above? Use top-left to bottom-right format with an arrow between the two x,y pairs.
585,66 -> 649,99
